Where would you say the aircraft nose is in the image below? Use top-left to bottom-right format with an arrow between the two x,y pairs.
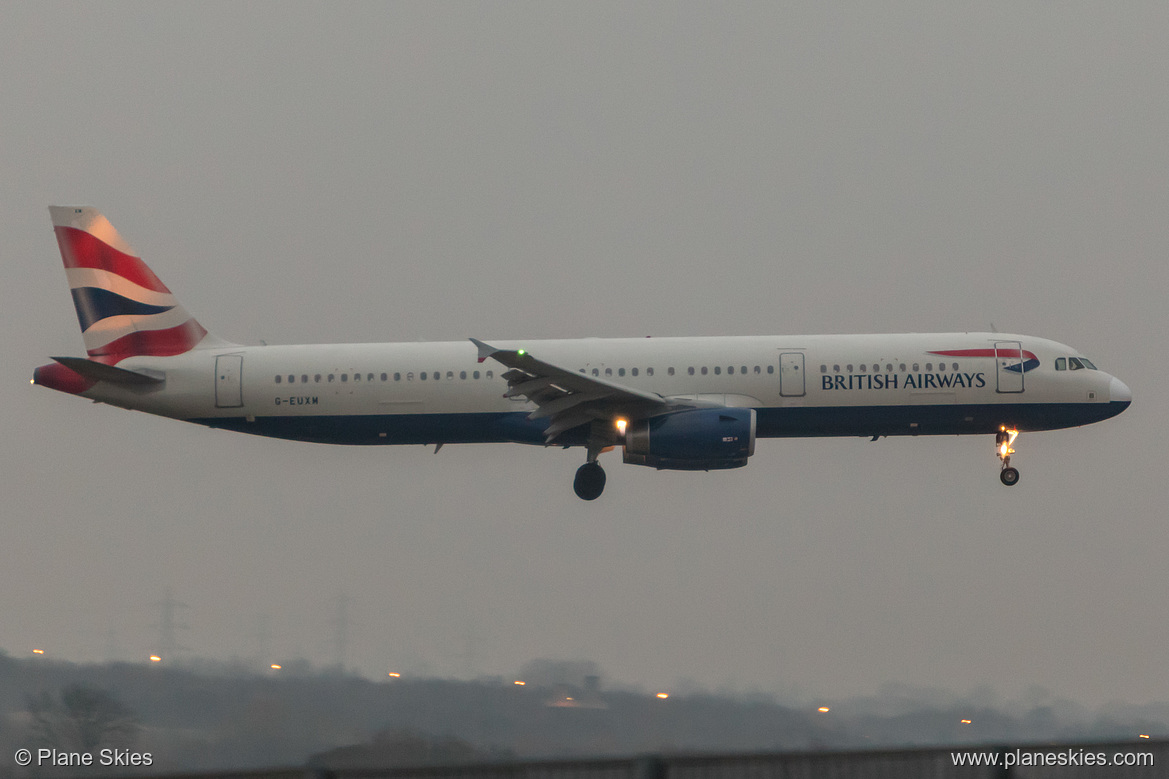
1109,376 -> 1132,404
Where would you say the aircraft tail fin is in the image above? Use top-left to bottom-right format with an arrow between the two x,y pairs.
48,206 -> 229,363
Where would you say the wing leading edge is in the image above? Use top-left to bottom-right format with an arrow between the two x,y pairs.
471,338 -> 678,443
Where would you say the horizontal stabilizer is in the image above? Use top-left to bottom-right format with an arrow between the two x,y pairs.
51,356 -> 164,385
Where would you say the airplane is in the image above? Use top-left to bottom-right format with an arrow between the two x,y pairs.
33,206 -> 1131,500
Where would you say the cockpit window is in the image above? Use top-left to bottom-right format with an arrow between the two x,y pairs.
1080,358 -> 1097,370
1069,357 -> 1085,370
1055,358 -> 1066,371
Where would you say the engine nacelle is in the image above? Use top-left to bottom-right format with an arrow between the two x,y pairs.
623,408 -> 756,470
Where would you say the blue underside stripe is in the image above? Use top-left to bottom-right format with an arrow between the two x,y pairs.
189,401 -> 1129,446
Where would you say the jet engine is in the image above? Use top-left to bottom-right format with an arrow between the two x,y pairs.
622,408 -> 755,470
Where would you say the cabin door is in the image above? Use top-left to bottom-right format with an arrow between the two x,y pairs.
994,341 -> 1025,394
215,354 -> 244,408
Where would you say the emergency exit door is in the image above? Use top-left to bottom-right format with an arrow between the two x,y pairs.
779,352 -> 805,397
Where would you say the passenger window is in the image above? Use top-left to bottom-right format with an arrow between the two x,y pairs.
486,371 -> 493,379
447,371 -> 454,380
328,374 -> 335,382
631,368 -> 638,377
618,368 -> 625,377
460,371 -> 467,380
394,372 -> 401,381
925,363 -> 932,372
647,367 -> 654,376
872,364 -> 879,372
605,368 -> 612,377
406,372 -> 414,381
302,375 -> 309,383
741,366 -> 747,375
381,373 -> 388,381
833,364 -> 840,373
592,368 -> 599,376
899,363 -> 906,372
314,374 -> 322,383
275,375 -> 282,384
420,372 -> 426,380
755,366 -> 761,374
821,365 -> 827,373
667,367 -> 674,376
859,364 -> 866,372
688,367 -> 695,375
368,373 -> 374,382
473,371 -> 480,379
885,364 -> 892,372
701,367 -> 708,375
714,366 -> 721,375
847,364 -> 853,372
288,374 -> 295,383
727,366 -> 734,375
767,365 -> 774,374
353,373 -> 360,381
912,363 -> 919,372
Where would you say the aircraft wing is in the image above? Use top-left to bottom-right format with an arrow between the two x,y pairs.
470,338 -> 676,443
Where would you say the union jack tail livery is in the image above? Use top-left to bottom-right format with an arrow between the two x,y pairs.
49,206 -> 219,364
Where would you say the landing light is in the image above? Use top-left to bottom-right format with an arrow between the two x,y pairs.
388,672 -> 400,678
961,719 -> 971,724
616,418 -> 628,434
33,649 -> 44,655
270,664 -> 281,670
514,680 -> 525,686
149,655 -> 161,663
998,427 -> 1018,458
656,693 -> 669,699
818,707 -> 830,713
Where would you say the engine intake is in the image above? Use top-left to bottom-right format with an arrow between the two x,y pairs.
623,408 -> 756,470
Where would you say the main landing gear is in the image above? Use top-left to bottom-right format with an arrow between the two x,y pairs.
573,432 -> 611,500
997,427 -> 1020,486
574,461 -> 606,500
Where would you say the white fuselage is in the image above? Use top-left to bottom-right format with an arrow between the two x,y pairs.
81,332 -> 1129,447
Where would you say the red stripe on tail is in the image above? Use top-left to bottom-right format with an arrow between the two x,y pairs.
54,226 -> 171,293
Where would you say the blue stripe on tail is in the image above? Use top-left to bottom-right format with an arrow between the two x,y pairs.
70,287 -> 174,332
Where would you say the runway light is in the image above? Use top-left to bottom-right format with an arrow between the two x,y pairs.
387,672 -> 400,678
656,693 -> 669,699
32,649 -> 44,655
818,707 -> 830,713
270,664 -> 281,670
1140,734 -> 1151,739
514,680 -> 525,686
149,656 -> 161,662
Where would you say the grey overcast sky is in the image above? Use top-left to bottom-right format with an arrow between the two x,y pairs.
2,2 -> 1166,707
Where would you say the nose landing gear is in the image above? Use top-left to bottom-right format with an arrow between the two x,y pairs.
997,427 -> 1020,486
